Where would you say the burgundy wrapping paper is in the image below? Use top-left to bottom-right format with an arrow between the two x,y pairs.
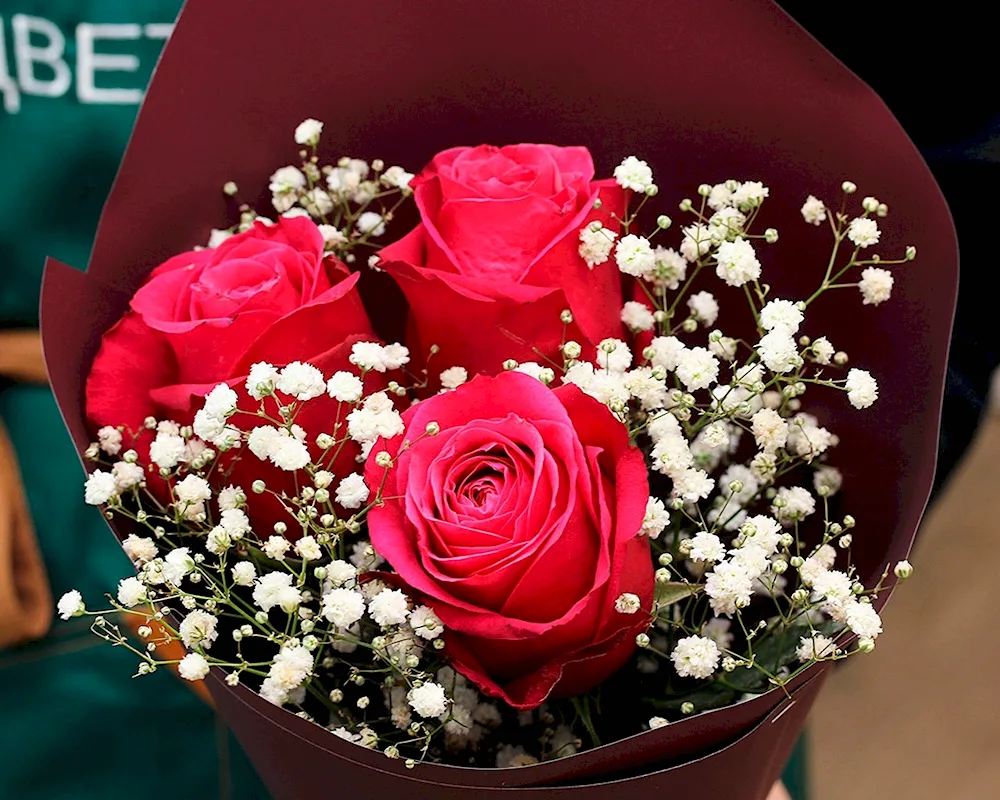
40,1 -> 957,798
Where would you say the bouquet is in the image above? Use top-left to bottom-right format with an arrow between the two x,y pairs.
40,1 -> 958,798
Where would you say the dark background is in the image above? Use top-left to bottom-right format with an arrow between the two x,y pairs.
778,2 -> 997,490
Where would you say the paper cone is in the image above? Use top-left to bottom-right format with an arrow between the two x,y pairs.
41,0 -> 957,797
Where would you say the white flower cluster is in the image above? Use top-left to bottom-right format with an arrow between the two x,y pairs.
213,120 -> 412,260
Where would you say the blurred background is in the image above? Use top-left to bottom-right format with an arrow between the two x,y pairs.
1,1 -> 996,798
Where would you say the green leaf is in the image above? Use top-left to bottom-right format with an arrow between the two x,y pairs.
655,582 -> 701,610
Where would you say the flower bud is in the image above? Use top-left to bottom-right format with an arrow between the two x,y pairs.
862,196 -> 879,213
562,341 -> 582,359
635,633 -> 650,648
905,245 -> 917,261
833,351 -> 849,366
658,553 -> 673,566
698,183 -> 712,197
857,638 -> 876,653
679,198 -> 693,212
843,514 -> 856,528
560,309 -> 574,324
375,451 -> 393,468
592,198 -> 603,210
502,359 -> 518,371
682,318 -> 698,333
681,702 -> 695,715
894,560 -> 913,579
841,181 -> 857,194
426,422 -> 441,436
252,479 -> 266,494
657,215 -> 672,229
588,220 -> 603,233
764,228 -> 779,244
645,185 -> 658,196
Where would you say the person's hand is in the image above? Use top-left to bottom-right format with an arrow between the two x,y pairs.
0,330 -> 47,383
767,782 -> 792,800
0,419 -> 52,648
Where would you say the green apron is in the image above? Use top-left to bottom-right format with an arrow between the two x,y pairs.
0,2 -> 267,797
0,2 -> 807,796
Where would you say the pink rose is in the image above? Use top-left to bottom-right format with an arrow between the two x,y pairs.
365,371 -> 653,708
379,144 -> 626,379
86,217 -> 382,529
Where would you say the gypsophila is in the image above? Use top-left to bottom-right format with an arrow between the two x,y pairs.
845,369 -> 878,409
178,653 -> 211,681
800,195 -> 827,225
409,682 -> 448,719
670,636 -> 720,680
579,225 -> 618,268
368,589 -> 410,627
614,156 -> 655,193
858,267 -> 893,306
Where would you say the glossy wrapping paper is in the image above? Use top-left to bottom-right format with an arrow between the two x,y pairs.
40,1 -> 958,798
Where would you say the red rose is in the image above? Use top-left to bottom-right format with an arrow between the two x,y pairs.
365,371 -> 653,709
86,217 -> 380,519
378,144 -> 626,379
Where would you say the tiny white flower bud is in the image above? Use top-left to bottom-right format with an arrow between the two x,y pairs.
562,341 -> 582,359
252,480 -> 266,494
657,215 -> 672,229
843,515 -> 856,528
635,633 -> 650,648
502,359 -> 518,371
375,451 -> 393,468
905,245 -> 917,261
681,702 -> 695,715
894,560 -> 913,579
764,228 -> 779,243
679,198 -> 693,212
842,181 -> 857,194
425,422 -> 440,436
560,309 -> 574,324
